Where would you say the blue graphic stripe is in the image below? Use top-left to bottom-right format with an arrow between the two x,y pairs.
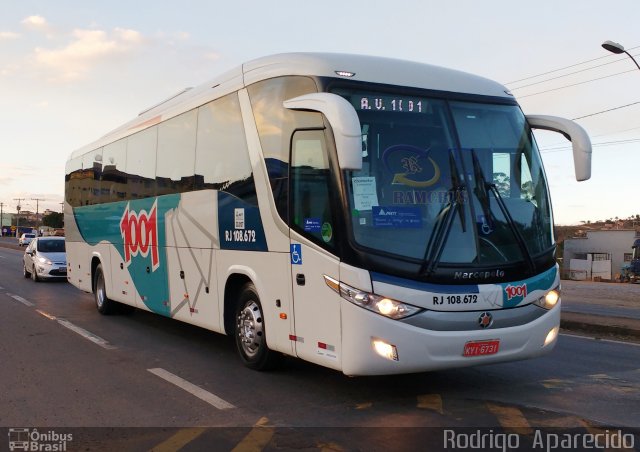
371,272 -> 480,294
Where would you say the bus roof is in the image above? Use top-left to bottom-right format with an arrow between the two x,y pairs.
69,53 -> 512,159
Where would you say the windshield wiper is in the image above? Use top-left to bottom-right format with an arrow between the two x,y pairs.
421,150 -> 466,275
471,150 -> 492,226
471,149 -> 536,275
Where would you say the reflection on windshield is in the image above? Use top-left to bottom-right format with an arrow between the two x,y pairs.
334,89 -> 553,269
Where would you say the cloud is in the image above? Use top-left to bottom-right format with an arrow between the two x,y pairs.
174,31 -> 190,41
22,15 -> 48,31
0,31 -> 20,40
32,27 -> 144,81
204,52 -> 220,61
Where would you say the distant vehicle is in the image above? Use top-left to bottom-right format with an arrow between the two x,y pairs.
23,236 -> 67,282
18,233 -> 35,247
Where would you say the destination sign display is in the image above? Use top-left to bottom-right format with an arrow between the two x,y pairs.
351,94 -> 430,114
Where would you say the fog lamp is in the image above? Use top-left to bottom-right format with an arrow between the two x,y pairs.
544,326 -> 559,347
372,339 -> 398,361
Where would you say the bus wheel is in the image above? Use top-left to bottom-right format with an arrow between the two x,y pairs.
94,264 -> 115,315
234,283 -> 278,370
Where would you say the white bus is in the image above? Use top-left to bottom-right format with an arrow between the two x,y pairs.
65,53 -> 591,375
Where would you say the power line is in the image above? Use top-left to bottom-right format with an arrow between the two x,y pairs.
542,137 -> 640,150
540,137 -> 640,153
504,45 -> 640,85
517,69 -> 638,98
509,53 -> 640,90
572,101 -> 640,120
538,124 -> 640,149
591,124 -> 640,138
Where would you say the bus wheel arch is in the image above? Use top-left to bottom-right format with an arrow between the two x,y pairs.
224,274 -> 279,370
223,273 -> 252,336
90,256 -> 102,292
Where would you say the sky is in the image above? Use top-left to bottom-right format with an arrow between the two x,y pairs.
1,0 -> 639,225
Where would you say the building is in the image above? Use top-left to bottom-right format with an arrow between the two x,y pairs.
563,229 -> 639,281
1,213 -> 14,236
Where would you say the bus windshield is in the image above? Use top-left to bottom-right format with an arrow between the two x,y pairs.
334,88 -> 553,269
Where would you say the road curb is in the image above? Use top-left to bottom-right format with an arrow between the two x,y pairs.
561,312 -> 640,341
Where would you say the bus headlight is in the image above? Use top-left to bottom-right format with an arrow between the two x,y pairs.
534,287 -> 560,310
339,282 -> 422,319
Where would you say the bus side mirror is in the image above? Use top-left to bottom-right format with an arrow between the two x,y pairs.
284,93 -> 363,170
526,115 -> 592,182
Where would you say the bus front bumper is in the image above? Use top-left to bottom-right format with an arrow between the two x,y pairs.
340,300 -> 560,376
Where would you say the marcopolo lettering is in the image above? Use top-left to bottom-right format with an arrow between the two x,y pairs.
454,270 -> 505,280
120,200 -> 160,271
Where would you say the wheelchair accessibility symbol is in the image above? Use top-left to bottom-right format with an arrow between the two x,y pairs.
290,244 -> 302,265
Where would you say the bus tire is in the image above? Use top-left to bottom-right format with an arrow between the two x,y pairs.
234,283 -> 278,371
94,264 -> 116,315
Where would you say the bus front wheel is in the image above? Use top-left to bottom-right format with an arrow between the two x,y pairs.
94,264 -> 116,315
234,283 -> 278,370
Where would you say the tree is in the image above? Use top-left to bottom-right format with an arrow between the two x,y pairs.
42,212 -> 63,228
492,172 -> 510,196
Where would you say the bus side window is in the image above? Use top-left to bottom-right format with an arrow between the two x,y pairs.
290,129 -> 335,248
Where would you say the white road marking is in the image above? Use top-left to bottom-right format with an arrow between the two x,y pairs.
148,368 -> 236,410
7,293 -> 34,307
560,332 -> 640,347
57,318 -> 117,350
36,309 -> 57,320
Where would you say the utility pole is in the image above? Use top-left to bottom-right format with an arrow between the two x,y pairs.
31,197 -> 45,234
13,198 -> 24,237
0,202 -> 4,237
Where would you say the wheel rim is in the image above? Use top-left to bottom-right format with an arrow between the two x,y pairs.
96,276 -> 105,308
32,266 -> 37,280
237,300 -> 264,358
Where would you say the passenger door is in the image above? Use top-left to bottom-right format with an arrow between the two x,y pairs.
289,129 -> 343,370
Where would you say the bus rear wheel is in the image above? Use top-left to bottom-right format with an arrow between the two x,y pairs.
234,283 -> 278,370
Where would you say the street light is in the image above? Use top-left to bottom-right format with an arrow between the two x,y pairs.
602,40 -> 640,71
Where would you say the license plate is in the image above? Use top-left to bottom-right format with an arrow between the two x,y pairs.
463,340 -> 500,357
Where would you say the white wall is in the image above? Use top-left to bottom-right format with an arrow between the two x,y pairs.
564,230 -> 636,279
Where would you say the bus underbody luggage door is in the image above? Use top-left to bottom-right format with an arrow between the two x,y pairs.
289,129 -> 343,371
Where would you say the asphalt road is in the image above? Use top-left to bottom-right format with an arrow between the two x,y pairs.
0,244 -> 639,451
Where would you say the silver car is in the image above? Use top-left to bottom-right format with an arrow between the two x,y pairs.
23,237 -> 67,282
18,233 -> 35,246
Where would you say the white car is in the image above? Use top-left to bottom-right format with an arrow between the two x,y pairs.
23,237 -> 67,282
18,233 -> 35,246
